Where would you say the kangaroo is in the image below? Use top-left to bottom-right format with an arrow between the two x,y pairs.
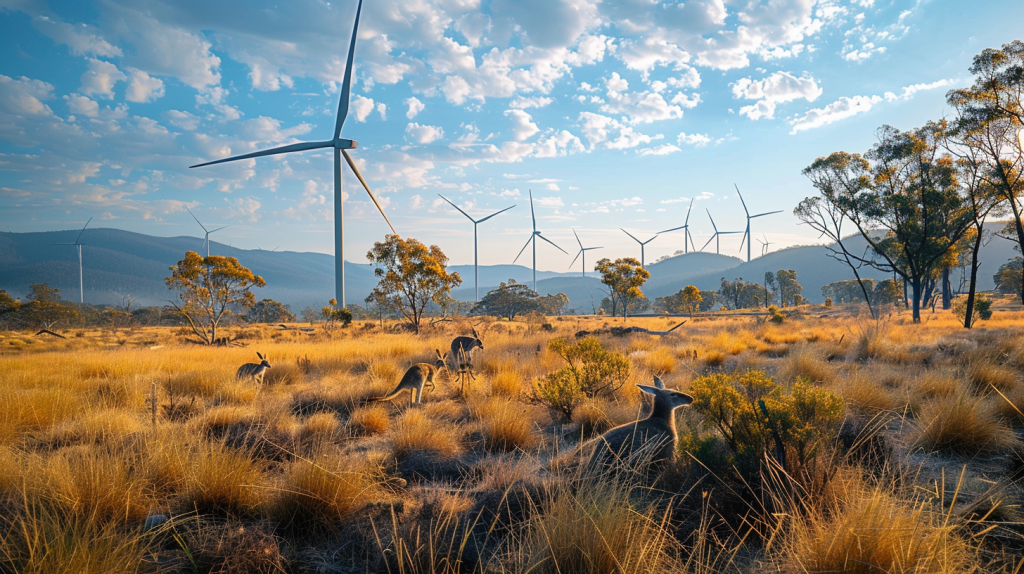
587,375 -> 693,475
370,350 -> 448,407
236,352 -> 271,383
450,328 -> 484,391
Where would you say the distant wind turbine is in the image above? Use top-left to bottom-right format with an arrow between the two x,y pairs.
657,197 -> 696,254
621,229 -> 658,267
568,229 -> 602,277
49,217 -> 91,304
756,234 -> 771,257
186,207 -> 230,258
438,194 -> 515,301
701,210 -> 742,255
256,245 -> 281,252
513,190 -> 567,291
735,184 -> 783,263
189,0 -> 393,307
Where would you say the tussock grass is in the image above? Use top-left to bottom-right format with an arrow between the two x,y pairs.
572,401 -> 613,438
179,441 -> 267,515
913,392 -> 1016,456
388,410 -> 463,460
491,369 -> 524,398
968,362 -> 1018,393
472,397 -> 538,453
269,454 -> 382,532
348,404 -> 391,436
780,346 -> 835,384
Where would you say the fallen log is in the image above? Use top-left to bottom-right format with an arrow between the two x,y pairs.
35,329 -> 66,339
575,320 -> 686,339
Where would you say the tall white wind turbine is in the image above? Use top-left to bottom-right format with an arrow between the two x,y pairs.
701,209 -> 741,255
189,0 -> 394,307
756,234 -> 771,256
186,207 -> 230,258
735,184 -> 783,263
49,217 -> 91,304
438,194 -> 515,301
513,190 -> 567,291
621,228 -> 658,267
657,197 -> 696,254
568,229 -> 602,277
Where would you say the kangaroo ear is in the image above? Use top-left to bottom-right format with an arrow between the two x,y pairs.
653,375 -> 665,389
257,352 -> 264,360
637,384 -> 658,396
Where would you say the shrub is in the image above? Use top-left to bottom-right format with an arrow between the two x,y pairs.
533,337 -> 630,422
768,305 -> 785,324
952,294 -> 993,326
688,371 -> 844,477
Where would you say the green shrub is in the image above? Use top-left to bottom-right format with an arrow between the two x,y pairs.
952,294 -> 992,326
687,371 -> 843,478
767,305 -> 785,324
533,337 -> 630,422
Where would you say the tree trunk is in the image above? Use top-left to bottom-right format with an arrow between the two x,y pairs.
911,276 -> 922,323
941,268 -> 951,310
903,280 -> 909,309
964,224 -> 984,329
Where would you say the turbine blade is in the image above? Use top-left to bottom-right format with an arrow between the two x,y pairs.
706,209 -> 718,232
751,210 -> 784,218
537,233 -> 568,255
700,234 -> 716,252
438,194 -> 472,220
529,189 -> 536,231
584,246 -> 603,250
739,230 -> 747,252
476,204 -> 515,223
208,225 -> 230,234
335,0 -> 363,140
658,224 -> 687,234
342,150 -> 397,234
621,228 -> 641,243
685,197 -> 694,225
75,217 -> 92,244
573,228 -> 583,250
513,236 -> 533,264
185,206 -> 208,234
191,140 -> 333,168
642,236 -> 657,245
734,183 -> 749,216
569,249 -> 582,268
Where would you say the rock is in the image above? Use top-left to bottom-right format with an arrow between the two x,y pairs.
143,514 -> 168,531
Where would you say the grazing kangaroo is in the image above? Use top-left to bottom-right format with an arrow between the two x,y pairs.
236,352 -> 271,383
587,375 -> 693,475
370,350 -> 448,407
450,328 -> 484,392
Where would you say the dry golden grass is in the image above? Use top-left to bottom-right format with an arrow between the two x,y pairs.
779,345 -> 835,384
472,397 -> 538,453
968,362 -> 1018,393
269,454 -> 383,532
178,441 -> 267,515
388,409 -> 463,460
347,404 -> 391,436
913,392 -> 1016,456
491,368 -> 524,398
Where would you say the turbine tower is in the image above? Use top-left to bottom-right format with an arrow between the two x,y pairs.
438,194 -> 515,301
513,190 -> 567,292
701,209 -> 741,255
186,207 -> 230,258
657,197 -> 696,254
735,184 -> 783,263
568,229 -> 602,277
49,217 -> 91,305
189,0 -> 394,307
621,229 -> 658,267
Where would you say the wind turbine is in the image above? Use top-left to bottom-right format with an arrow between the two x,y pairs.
438,194 -> 515,301
513,190 -> 567,292
49,217 -> 91,305
735,184 -> 783,263
657,197 -> 696,254
186,207 -> 230,258
621,229 -> 658,267
701,209 -> 741,255
568,229 -> 602,278
756,234 -> 771,256
189,0 -> 394,307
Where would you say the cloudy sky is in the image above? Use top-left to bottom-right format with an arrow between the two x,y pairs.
1,0 -> 1021,270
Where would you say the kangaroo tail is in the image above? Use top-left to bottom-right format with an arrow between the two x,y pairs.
369,388 -> 405,403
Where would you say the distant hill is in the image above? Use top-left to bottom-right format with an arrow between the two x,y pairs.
1,225 -> 1018,313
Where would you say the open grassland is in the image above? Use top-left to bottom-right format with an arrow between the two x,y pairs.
1,308 -> 1023,573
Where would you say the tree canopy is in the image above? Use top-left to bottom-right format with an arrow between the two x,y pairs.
472,279 -> 539,321
165,251 -> 266,344
594,257 -> 650,320
367,235 -> 461,333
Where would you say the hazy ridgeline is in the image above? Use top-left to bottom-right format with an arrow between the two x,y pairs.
0,309 -> 1023,573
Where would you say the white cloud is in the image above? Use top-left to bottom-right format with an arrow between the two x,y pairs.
678,132 -> 711,147
732,71 -> 822,120
31,15 -> 121,58
600,72 -> 695,124
790,78 -> 955,134
352,96 -> 376,122
167,110 -> 200,130
534,195 -> 564,207
79,58 -> 126,99
125,69 -> 165,103
404,96 -> 425,119
639,144 -> 682,156
64,94 -> 99,117
842,42 -> 886,62
510,96 -> 554,109
0,74 -> 55,118
406,122 -> 445,144
504,109 -> 540,141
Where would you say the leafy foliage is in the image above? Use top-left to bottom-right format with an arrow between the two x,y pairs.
471,279 -> 539,320
247,299 -> 294,324
594,258 -> 649,320
993,256 -> 1022,295
533,337 -> 630,422
165,251 -> 266,344
822,279 -> 875,304
321,299 -> 352,331
366,235 -> 461,333
775,269 -> 803,307
19,283 -> 78,328
687,371 -> 844,478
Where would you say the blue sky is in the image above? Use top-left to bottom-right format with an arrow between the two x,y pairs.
1,0 -> 1021,271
